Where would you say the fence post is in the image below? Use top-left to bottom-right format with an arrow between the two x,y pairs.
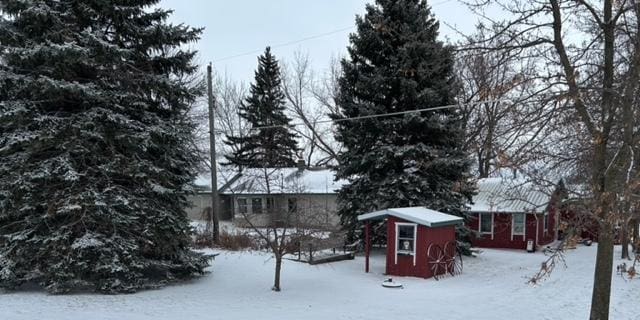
365,222 -> 370,273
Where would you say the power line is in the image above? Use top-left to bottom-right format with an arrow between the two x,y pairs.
250,99 -> 510,131
431,0 -> 454,6
213,26 -> 354,63
212,0 -> 455,63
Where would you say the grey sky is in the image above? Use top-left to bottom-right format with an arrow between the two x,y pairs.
159,0 -> 480,83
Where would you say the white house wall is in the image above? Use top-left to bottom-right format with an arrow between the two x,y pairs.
186,193 -> 340,229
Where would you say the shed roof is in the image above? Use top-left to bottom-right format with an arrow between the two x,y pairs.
357,207 -> 463,228
469,178 -> 551,213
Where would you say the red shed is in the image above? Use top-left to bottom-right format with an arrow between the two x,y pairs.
467,178 -> 563,251
358,207 -> 463,279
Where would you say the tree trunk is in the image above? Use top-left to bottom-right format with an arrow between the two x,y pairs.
477,149 -> 487,178
589,223 -> 614,320
634,219 -> 639,245
272,255 -> 282,292
481,107 -> 495,178
621,222 -> 630,260
633,219 -> 639,254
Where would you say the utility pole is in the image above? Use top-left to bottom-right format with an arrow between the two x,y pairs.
207,63 -> 220,244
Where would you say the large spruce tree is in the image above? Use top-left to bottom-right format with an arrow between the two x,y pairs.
334,0 -> 475,240
225,47 -> 299,168
0,1 -> 208,293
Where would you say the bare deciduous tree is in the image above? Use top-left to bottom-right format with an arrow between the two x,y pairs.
233,168 -> 335,291
456,24 -> 560,178
463,1 -> 640,318
282,51 -> 341,166
191,71 -> 249,171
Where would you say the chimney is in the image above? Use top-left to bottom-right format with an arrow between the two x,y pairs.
296,158 -> 306,171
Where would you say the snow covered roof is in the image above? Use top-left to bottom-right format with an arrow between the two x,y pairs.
564,182 -> 592,199
194,169 -> 241,192
357,207 -> 463,227
220,167 -> 346,195
469,178 -> 552,213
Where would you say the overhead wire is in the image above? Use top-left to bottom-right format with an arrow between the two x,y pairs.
213,26 -> 355,63
247,99 -> 510,131
212,0 -> 456,63
208,0 -> 475,134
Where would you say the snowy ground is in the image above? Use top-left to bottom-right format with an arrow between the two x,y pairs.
0,245 -> 637,320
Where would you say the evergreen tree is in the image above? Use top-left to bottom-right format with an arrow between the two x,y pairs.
225,47 -> 299,168
0,0 -> 208,293
334,0 -> 475,240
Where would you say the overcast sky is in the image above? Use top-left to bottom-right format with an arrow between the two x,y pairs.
159,0 -> 482,83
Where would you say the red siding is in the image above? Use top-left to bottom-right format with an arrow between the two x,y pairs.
539,208 -> 557,245
467,208 -> 558,250
385,216 -> 456,278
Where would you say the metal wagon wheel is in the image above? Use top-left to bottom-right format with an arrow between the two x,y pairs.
443,241 -> 457,276
427,243 -> 447,280
453,248 -> 463,276
443,241 -> 463,276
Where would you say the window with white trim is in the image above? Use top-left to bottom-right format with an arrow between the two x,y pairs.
512,213 -> 525,236
397,223 -> 416,255
479,213 -> 492,234
251,198 -> 264,214
266,197 -> 275,213
544,212 -> 550,233
287,198 -> 298,214
237,198 -> 248,214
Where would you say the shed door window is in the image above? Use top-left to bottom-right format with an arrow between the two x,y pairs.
397,224 -> 416,255
512,213 -> 525,235
479,213 -> 492,234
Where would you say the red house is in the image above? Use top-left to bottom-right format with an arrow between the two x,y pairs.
467,178 -> 561,250
358,207 -> 463,279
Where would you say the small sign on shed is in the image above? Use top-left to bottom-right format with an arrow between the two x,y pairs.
357,207 -> 463,279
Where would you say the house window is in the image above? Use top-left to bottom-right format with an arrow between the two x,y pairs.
266,197 -> 275,213
287,198 -> 298,214
479,213 -> 492,234
237,198 -> 248,215
544,212 -> 550,233
397,224 -> 416,255
512,213 -> 525,236
251,198 -> 263,214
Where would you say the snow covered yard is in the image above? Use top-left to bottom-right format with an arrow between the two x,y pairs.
0,246 -> 636,320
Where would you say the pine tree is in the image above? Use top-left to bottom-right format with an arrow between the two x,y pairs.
334,0 -> 475,241
225,47 -> 299,168
0,1 -> 208,293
